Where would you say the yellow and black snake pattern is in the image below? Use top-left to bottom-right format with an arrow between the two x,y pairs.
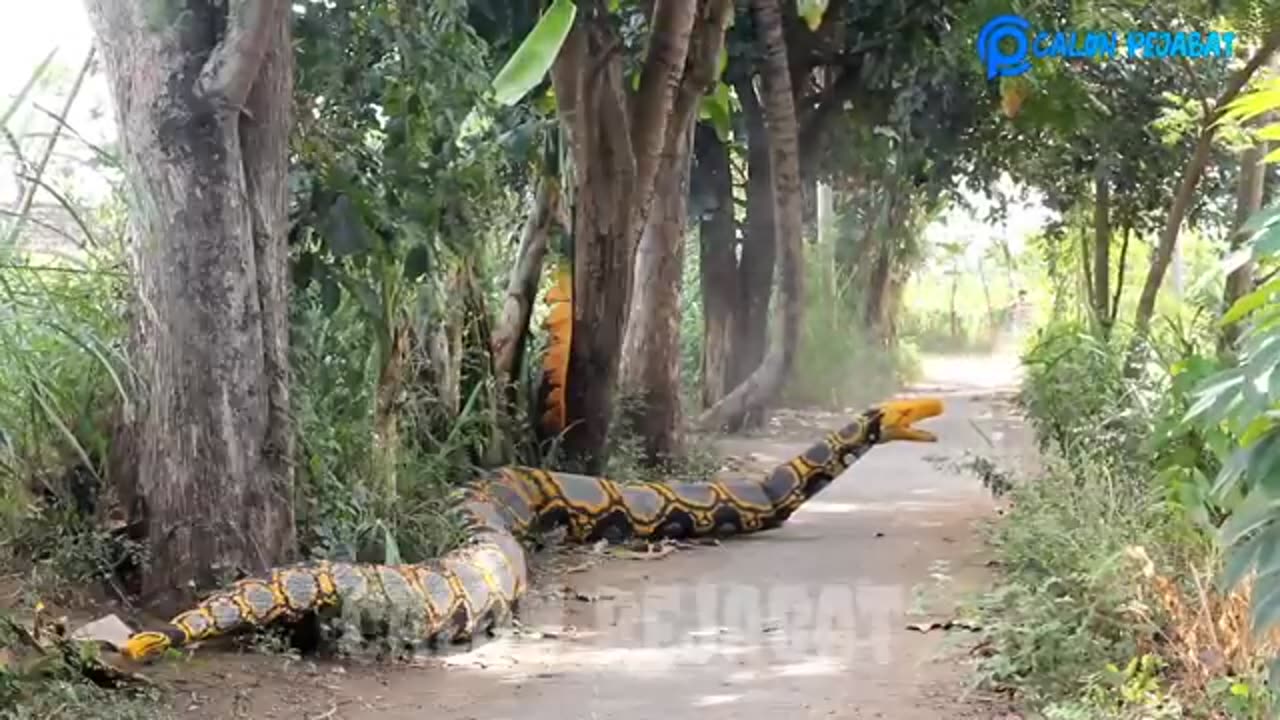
118,397 -> 943,661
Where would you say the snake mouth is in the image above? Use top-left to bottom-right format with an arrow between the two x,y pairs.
875,397 -> 944,442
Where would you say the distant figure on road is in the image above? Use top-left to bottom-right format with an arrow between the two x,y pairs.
1010,289 -> 1032,343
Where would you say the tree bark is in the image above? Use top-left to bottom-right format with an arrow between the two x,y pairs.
620,0 -> 731,462
1110,222 -> 1131,328
85,0 -> 295,613
619,122 -> 694,462
1092,158 -> 1112,334
727,75 -> 777,429
1220,139 -> 1268,355
696,0 -> 804,431
492,176 -> 565,391
551,0 -> 699,472
1080,229 -> 1094,318
865,236 -> 895,339
1131,31 -> 1280,341
862,184 -> 900,339
694,123 -> 738,410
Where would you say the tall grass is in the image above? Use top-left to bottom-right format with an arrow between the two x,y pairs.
967,320 -> 1274,717
0,51 -> 138,593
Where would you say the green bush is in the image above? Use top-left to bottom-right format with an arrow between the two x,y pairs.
968,319 -> 1269,715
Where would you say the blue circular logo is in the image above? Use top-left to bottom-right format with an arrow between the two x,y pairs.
977,14 -> 1032,79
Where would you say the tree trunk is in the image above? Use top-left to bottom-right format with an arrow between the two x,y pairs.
727,75 -> 777,429
619,122 -> 695,462
865,237 -> 895,338
695,123 -> 738,410
1132,32 -> 1280,341
1220,139 -> 1268,355
1079,230 -> 1094,319
1092,158 -> 1112,334
620,0 -> 731,462
696,0 -> 804,431
493,177 -> 563,388
86,0 -> 296,612
977,257 -> 995,333
549,0 -> 697,472
1110,222 -> 1131,328
863,187 -> 901,340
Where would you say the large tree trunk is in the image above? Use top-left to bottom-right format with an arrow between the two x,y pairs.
1220,139 -> 1268,355
694,122 -> 738,410
86,0 -> 295,612
620,1 -> 731,463
1132,32 -> 1280,341
619,123 -> 694,462
727,75 -> 777,430
696,0 -> 804,431
550,0 -> 699,473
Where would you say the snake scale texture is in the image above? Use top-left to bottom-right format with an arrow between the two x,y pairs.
119,397 -> 943,661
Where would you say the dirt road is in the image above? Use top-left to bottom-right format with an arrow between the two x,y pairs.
169,355 -> 1031,719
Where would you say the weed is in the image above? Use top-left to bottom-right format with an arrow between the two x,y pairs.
965,320 -> 1275,716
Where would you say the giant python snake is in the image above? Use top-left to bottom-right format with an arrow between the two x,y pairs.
118,397 -> 944,661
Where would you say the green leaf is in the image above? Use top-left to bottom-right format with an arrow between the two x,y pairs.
383,525 -> 403,565
1184,369 -> 1243,425
1221,525 -> 1270,591
1251,567 -> 1280,634
699,82 -> 732,143
319,274 -> 342,316
1220,81 -> 1280,125
1220,489 -> 1280,549
1253,225 -> 1280,257
1241,205 -> 1280,237
490,0 -> 577,106
347,279 -> 384,322
1255,123 -> 1280,142
1221,279 -> 1280,325
797,0 -> 828,30
323,194 -> 370,257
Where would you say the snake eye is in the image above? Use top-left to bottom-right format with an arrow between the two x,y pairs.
842,452 -> 854,466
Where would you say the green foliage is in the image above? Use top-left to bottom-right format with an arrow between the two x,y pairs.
1172,78 -> 1280,685
1041,655 -> 1185,719
958,1 -> 1242,236
968,320 -> 1270,714
288,293 -> 473,564
285,0 -> 532,561
490,0 -> 576,106
0,49 -> 141,600
1185,207 -> 1280,661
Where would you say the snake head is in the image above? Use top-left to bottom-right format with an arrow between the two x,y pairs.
873,397 -> 943,442
119,629 -> 179,661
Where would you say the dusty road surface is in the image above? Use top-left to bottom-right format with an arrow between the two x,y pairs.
162,354 -> 1033,719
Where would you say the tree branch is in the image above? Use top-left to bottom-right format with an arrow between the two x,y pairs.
629,0 -> 699,241
1130,26 -> 1280,343
662,0 -> 733,155
197,0 -> 289,111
